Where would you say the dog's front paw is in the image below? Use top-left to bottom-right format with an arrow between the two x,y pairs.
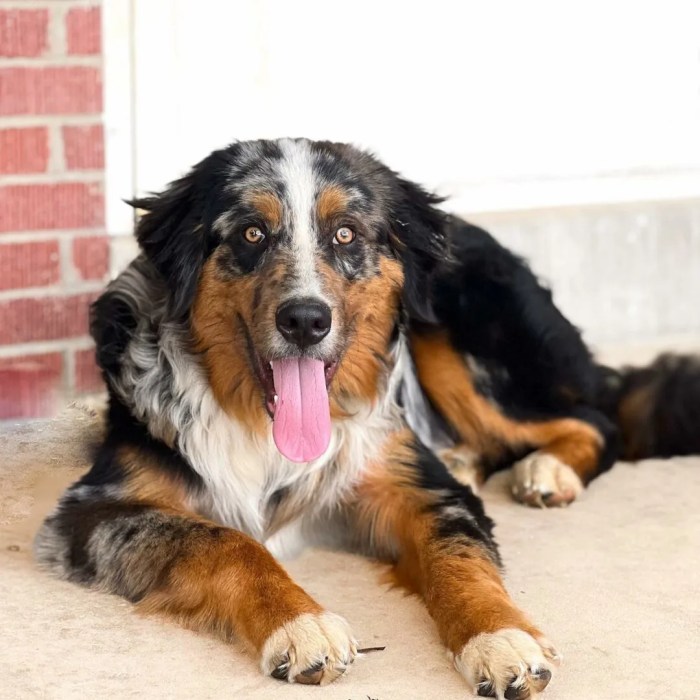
511,452 -> 583,507
261,611 -> 357,685
455,628 -> 560,699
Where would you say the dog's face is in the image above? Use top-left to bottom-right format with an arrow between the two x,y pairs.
133,138 -> 445,461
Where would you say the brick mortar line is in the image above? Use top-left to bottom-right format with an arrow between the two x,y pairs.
0,336 -> 95,359
47,121 -> 65,173
58,233 -> 75,286
0,228 -> 110,242
0,56 -> 102,68
0,115 -> 104,128
49,0 -> 68,58
0,281 -> 105,302
0,171 -> 104,185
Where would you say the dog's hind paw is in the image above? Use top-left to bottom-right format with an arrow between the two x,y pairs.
511,452 -> 583,508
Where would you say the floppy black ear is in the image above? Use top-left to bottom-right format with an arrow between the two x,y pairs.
390,177 -> 448,323
128,171 -> 207,319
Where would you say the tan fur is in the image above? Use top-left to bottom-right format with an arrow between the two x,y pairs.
329,257 -> 404,408
248,190 -> 283,230
138,527 -> 323,652
316,185 -> 350,223
191,253 -> 270,434
411,330 -> 603,483
617,384 -> 656,460
351,431 -> 542,655
118,444 -> 327,655
424,546 -> 541,654
120,446 -> 191,508
193,243 -> 403,428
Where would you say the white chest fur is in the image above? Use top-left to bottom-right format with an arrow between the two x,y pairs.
114,311 -> 407,550
182,388 -> 398,543
108,259 -> 410,552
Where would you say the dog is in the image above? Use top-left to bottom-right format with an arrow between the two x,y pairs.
34,138 -> 699,697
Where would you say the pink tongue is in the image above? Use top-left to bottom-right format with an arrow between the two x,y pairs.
271,358 -> 331,462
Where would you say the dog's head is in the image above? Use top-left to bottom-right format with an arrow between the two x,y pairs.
132,138 -> 446,461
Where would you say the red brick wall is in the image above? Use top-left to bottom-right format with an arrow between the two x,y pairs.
0,2 -> 106,421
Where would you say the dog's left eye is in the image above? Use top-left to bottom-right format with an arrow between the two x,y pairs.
243,226 -> 266,244
334,227 -> 355,245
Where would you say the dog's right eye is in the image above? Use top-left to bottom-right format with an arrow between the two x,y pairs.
243,227 -> 266,245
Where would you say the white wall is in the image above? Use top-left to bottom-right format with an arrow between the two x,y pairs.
122,0 -> 700,210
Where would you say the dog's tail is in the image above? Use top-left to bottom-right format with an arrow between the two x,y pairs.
596,353 -> 700,460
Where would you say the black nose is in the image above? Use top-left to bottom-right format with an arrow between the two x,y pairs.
276,298 -> 332,348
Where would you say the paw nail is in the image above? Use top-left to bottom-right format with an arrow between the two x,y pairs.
504,684 -> 531,700
271,657 -> 290,681
477,679 -> 496,697
530,667 -> 552,691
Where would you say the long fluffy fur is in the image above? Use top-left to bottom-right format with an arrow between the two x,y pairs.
33,137 -> 697,695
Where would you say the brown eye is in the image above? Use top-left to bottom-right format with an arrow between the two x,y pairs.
334,227 -> 355,245
243,226 -> 265,244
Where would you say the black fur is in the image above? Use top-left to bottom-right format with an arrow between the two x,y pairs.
388,177 -> 448,323
90,291 -> 138,376
412,440 -> 500,565
418,216 -> 696,477
128,149 -> 235,318
432,219 -> 597,413
597,353 -> 700,459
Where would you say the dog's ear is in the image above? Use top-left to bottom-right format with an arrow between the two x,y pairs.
128,170 -> 208,319
389,177 -> 448,322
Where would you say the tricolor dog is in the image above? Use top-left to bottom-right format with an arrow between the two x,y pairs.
36,138 -> 699,698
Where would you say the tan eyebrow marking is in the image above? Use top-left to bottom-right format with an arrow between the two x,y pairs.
316,185 -> 351,222
248,191 -> 283,230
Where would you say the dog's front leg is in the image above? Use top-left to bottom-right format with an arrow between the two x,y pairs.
35,489 -> 356,684
348,430 -> 560,698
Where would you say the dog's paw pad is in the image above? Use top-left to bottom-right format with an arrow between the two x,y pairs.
511,452 -> 583,508
455,628 -> 560,699
261,612 -> 357,685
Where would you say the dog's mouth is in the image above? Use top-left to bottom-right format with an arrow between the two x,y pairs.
251,348 -> 339,463
253,355 -> 339,418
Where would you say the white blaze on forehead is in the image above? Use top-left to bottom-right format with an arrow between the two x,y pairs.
277,139 -> 324,299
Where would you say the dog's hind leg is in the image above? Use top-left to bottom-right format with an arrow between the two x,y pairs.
411,330 -> 617,507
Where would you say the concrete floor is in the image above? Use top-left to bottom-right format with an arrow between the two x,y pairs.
1,402 -> 699,699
